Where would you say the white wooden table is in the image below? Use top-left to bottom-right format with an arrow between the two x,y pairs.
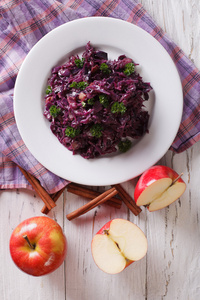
1,1 -> 200,299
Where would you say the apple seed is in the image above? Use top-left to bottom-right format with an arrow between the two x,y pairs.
103,230 -> 122,252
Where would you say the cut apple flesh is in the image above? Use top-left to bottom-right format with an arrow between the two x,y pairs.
92,234 -> 127,274
92,219 -> 147,274
108,219 -> 147,261
136,178 -> 186,211
148,181 -> 186,211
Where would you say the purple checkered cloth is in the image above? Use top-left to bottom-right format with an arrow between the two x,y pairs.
0,0 -> 200,193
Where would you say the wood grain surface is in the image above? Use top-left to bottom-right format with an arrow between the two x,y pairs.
0,1 -> 199,299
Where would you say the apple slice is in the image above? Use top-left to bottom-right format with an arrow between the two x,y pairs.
134,165 -> 186,212
91,219 -> 147,274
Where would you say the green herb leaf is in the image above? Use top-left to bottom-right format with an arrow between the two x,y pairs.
123,62 -> 135,76
70,81 -> 88,90
49,105 -> 61,118
111,102 -> 127,114
99,94 -> 109,108
70,82 -> 78,88
87,98 -> 95,105
77,81 -> 89,90
118,139 -> 132,153
90,124 -> 103,138
65,126 -> 80,138
46,85 -> 52,95
100,63 -> 111,74
75,58 -> 85,68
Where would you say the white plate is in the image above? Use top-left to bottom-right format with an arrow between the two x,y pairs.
14,17 -> 183,186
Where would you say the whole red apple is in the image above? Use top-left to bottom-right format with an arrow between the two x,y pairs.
134,165 -> 186,211
9,216 -> 67,276
91,219 -> 147,274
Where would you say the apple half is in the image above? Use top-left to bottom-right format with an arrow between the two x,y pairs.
91,219 -> 147,274
134,165 -> 186,212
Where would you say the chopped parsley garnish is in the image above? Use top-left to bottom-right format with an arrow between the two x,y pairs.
46,85 -> 52,94
49,105 -> 61,118
100,63 -> 111,74
118,139 -> 132,153
90,124 -> 103,138
65,126 -> 80,138
87,98 -> 95,105
69,82 -> 77,88
111,102 -> 126,114
70,81 -> 89,90
99,94 -> 109,108
77,81 -> 88,90
123,62 -> 135,76
74,58 -> 85,68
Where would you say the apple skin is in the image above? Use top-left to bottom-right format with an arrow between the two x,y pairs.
9,216 -> 67,276
91,219 -> 147,274
134,165 -> 186,211
96,220 -> 112,234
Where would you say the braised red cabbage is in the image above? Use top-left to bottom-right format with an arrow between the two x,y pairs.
43,42 -> 152,159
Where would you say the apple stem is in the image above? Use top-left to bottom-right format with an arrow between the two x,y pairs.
23,235 -> 35,250
171,173 -> 183,185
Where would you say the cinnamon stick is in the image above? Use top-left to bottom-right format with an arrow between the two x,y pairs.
67,183 -> 122,209
66,187 -> 118,221
113,184 -> 142,216
17,165 -> 56,210
41,186 -> 66,214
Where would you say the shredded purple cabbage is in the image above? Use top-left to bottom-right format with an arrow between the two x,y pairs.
43,42 -> 152,159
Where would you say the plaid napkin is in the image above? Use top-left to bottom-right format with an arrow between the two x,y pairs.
0,0 -> 200,193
